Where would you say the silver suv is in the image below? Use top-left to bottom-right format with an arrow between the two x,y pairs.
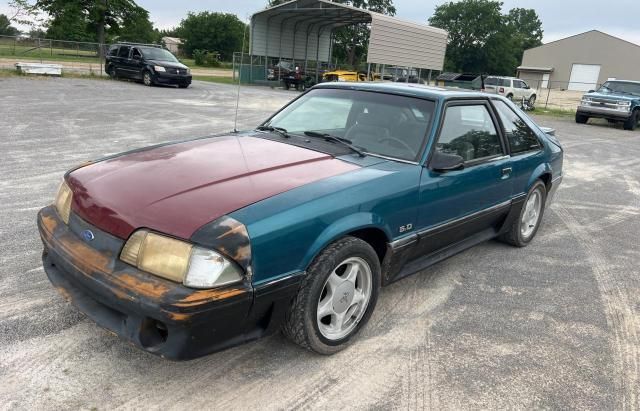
484,76 -> 537,106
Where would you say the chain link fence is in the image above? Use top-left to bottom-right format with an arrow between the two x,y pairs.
520,78 -> 601,111
0,35 -> 112,75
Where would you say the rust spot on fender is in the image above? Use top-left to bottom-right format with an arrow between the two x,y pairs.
167,312 -> 191,321
40,214 -> 58,241
173,287 -> 245,308
55,285 -> 73,302
116,273 -> 171,299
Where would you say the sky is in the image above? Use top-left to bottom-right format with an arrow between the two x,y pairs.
2,0 -> 640,45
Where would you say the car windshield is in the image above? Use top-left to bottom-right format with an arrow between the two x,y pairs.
265,88 -> 435,162
598,81 -> 640,96
140,47 -> 179,62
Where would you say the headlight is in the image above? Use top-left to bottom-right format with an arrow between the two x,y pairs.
581,97 -> 592,104
154,65 -> 166,72
186,68 -> 191,75
120,230 -> 243,289
55,181 -> 73,224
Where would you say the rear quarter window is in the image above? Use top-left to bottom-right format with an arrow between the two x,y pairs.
493,100 -> 542,154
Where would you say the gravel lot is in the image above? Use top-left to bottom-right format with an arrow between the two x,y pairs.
1,77 -> 639,410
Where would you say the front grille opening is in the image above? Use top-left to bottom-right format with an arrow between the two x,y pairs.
139,317 -> 169,349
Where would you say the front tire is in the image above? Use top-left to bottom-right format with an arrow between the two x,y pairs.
623,109 -> 639,131
575,113 -> 589,124
500,180 -> 547,247
143,70 -> 154,87
282,236 -> 381,355
528,94 -> 536,107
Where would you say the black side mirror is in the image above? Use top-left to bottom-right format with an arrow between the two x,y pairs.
133,54 -> 141,60
430,151 -> 464,172
588,89 -> 595,93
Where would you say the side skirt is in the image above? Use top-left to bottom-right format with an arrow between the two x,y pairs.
382,195 -> 526,286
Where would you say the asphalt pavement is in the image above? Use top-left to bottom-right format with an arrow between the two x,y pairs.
1,76 -> 638,410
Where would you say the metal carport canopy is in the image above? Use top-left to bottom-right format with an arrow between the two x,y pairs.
250,0 -> 448,71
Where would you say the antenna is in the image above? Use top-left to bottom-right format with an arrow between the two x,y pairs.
233,16 -> 250,133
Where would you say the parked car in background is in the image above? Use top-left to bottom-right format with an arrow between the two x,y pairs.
484,76 -> 537,106
105,43 -> 191,88
38,83 -> 563,360
267,60 -> 294,81
576,80 -> 640,130
322,70 -> 368,82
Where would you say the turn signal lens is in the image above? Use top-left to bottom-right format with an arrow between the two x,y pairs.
55,181 -> 73,224
120,230 -> 243,288
184,248 -> 243,289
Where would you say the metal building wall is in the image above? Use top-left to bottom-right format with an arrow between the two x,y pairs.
368,14 -> 447,70
250,13 -> 332,62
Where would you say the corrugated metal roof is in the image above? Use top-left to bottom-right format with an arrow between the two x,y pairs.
250,0 -> 447,70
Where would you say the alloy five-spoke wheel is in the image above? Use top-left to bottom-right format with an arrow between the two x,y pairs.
520,188 -> 542,239
316,257 -> 372,341
283,236 -> 380,354
500,179 -> 547,247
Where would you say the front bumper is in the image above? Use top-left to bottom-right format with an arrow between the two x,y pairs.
37,206 -> 301,360
154,71 -> 192,86
577,105 -> 631,119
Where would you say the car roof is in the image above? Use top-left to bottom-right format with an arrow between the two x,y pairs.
312,81 -> 491,101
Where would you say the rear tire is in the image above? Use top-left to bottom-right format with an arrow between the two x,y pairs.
284,82 -> 290,90
282,236 -> 380,355
575,113 -> 589,124
500,180 -> 547,247
106,65 -> 117,79
506,93 -> 514,101
623,109 -> 639,131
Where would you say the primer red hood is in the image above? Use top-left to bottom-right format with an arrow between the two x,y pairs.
67,135 -> 359,240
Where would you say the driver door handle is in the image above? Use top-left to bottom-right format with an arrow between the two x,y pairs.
501,167 -> 512,179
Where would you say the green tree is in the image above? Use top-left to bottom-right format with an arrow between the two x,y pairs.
429,0 -> 543,75
505,7 -> 543,62
35,0 -> 148,47
116,8 -> 158,43
176,12 -> 246,61
0,14 -> 20,36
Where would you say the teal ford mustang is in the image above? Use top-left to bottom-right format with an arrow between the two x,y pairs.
38,82 -> 563,359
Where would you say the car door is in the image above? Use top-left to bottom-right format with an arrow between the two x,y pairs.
115,45 -> 131,77
413,100 -> 513,256
513,80 -> 526,100
130,47 -> 144,79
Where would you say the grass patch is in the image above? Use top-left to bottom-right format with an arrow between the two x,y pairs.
530,107 -> 576,118
192,75 -> 236,85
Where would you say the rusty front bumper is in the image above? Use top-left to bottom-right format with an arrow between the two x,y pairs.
37,205 -> 257,360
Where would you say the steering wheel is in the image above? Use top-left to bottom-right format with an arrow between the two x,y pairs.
379,137 -> 417,157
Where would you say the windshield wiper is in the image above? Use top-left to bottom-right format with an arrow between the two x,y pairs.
256,125 -> 290,138
303,131 -> 366,157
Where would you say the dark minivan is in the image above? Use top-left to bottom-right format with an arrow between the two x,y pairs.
105,44 -> 192,88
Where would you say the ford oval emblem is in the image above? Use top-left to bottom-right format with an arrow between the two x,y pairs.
81,229 -> 95,242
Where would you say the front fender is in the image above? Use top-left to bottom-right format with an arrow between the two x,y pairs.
301,212 -> 392,270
